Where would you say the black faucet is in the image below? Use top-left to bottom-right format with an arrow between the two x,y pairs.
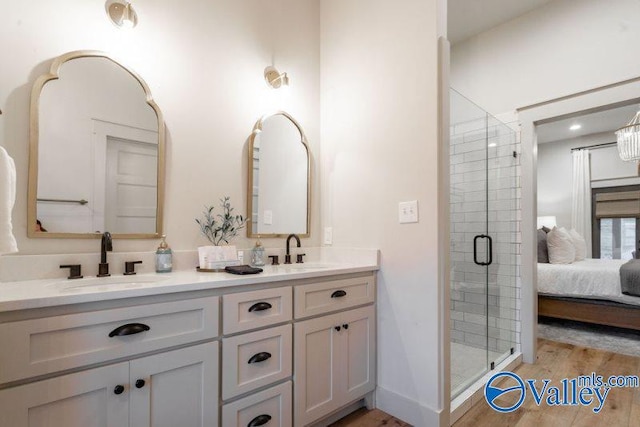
285,234 -> 301,264
98,232 -> 113,277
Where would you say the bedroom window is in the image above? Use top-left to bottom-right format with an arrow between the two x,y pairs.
598,218 -> 636,260
592,185 -> 640,259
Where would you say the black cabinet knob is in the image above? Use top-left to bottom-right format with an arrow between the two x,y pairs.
343,324 -> 349,330
334,326 -> 341,331
114,385 -> 125,395
135,379 -> 146,388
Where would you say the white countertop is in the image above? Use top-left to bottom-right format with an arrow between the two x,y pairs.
0,257 -> 378,312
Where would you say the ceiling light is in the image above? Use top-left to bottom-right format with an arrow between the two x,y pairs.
488,143 -> 497,148
569,124 -> 582,131
106,0 -> 138,29
616,110 -> 640,161
264,66 -> 290,89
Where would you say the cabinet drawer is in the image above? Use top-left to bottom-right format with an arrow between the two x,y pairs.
0,297 -> 219,384
222,381 -> 292,427
222,324 -> 292,400
223,287 -> 292,334
294,276 -> 374,319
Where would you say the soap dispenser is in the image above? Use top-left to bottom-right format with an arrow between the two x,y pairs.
155,235 -> 173,273
250,238 -> 266,267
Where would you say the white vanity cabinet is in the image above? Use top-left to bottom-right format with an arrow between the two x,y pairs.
0,296 -> 220,427
293,305 -> 376,426
0,268 -> 377,427
0,342 -> 218,427
221,286 -> 294,427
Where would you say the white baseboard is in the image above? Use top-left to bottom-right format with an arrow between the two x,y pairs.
375,386 -> 445,427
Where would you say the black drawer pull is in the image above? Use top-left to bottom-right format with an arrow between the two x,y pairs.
135,379 -> 146,388
108,323 -> 150,337
248,414 -> 272,427
343,324 -> 349,330
249,302 -> 272,312
331,290 -> 347,298
248,352 -> 272,364
114,385 -> 125,395
335,326 -> 341,331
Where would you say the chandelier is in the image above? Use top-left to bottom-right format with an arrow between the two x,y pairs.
616,110 -> 640,161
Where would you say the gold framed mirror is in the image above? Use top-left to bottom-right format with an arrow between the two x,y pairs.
27,50 -> 165,239
247,111 -> 310,238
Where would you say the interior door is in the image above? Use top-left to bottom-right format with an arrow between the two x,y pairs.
105,137 -> 158,234
129,342 -> 218,427
0,362 -> 129,427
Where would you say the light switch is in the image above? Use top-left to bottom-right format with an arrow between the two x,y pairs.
263,210 -> 273,225
399,200 -> 419,224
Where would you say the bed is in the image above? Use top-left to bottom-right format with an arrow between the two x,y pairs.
538,258 -> 640,330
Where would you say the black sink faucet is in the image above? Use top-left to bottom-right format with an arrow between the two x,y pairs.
285,234 -> 301,264
98,232 -> 113,277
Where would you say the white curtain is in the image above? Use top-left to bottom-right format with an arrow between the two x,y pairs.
571,149 -> 592,257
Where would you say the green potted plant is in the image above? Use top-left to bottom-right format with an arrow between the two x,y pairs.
195,197 -> 248,270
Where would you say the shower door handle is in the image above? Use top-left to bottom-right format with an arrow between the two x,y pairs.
473,235 -> 493,266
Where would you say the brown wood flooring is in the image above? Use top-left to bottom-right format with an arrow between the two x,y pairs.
333,338 -> 640,426
329,408 -> 411,426
453,338 -> 640,427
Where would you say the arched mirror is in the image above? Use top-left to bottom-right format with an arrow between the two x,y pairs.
28,50 -> 165,239
247,111 -> 310,237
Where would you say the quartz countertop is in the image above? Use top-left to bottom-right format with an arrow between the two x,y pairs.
0,250 -> 379,312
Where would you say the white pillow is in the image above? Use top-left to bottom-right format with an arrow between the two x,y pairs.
568,229 -> 587,261
547,227 -> 576,264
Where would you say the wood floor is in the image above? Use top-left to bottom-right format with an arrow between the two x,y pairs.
453,338 -> 640,427
329,408 -> 411,426
333,338 -> 640,427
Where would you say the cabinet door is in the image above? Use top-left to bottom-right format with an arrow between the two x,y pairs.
340,305 -> 376,403
0,362 -> 129,427
294,313 -> 341,426
129,342 -> 218,427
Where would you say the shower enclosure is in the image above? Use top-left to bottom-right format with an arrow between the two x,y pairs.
449,89 -> 519,399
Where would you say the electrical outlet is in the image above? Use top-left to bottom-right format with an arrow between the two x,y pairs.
324,227 -> 333,245
399,200 -> 419,224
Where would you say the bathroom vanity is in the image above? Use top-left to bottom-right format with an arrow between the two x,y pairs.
0,256 -> 377,427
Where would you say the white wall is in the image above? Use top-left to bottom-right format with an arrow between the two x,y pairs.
450,0 -> 640,115
320,0 -> 447,425
538,133 -> 639,228
0,0 -> 320,255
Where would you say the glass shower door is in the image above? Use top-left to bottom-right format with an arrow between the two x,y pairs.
450,89 -> 490,398
450,89 -> 518,399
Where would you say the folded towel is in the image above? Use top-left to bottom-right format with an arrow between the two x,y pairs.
0,146 -> 18,255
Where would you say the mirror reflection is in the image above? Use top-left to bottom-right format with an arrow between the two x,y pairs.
248,112 -> 310,237
29,51 -> 164,238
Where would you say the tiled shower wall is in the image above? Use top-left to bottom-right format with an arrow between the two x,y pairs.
450,115 -> 521,357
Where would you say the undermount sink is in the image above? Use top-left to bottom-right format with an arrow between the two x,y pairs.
279,263 -> 333,270
49,275 -> 168,292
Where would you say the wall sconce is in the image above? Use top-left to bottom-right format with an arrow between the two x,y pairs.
264,66 -> 290,89
105,0 -> 138,29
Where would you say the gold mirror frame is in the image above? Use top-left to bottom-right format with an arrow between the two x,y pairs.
247,111 -> 311,238
27,50 -> 165,239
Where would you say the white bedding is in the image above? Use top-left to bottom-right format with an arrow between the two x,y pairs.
538,258 -> 640,306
